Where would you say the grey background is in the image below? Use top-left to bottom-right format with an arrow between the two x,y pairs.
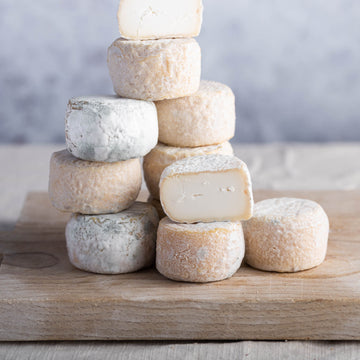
0,0 -> 360,144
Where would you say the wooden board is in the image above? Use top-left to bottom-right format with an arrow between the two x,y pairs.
0,190 -> 360,341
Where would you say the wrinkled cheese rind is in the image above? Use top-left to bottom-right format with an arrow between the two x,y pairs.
156,80 -> 235,147
66,202 -> 159,274
65,95 -> 158,162
143,141 -> 233,199
156,217 -> 245,283
117,0 -> 203,40
107,38 -> 201,101
243,197 -> 329,273
49,150 -> 141,214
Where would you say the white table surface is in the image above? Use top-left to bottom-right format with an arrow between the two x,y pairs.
1,143 -> 360,359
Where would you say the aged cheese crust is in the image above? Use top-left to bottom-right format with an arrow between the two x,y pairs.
65,95 -> 158,162
147,196 -> 166,219
143,141 -> 234,199
160,154 -> 253,223
117,0 -> 203,40
66,202 -> 159,274
156,80 -> 235,147
156,217 -> 245,283
107,38 -> 201,101
49,150 -> 141,214
243,197 -> 329,273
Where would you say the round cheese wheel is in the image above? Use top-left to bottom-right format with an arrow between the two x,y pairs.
156,217 -> 245,283
66,202 -> 159,274
65,96 -> 158,162
49,150 -> 141,214
107,38 -> 201,101
143,141 -> 234,199
156,80 -> 235,147
243,197 -> 329,272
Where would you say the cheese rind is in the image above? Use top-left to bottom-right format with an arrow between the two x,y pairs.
143,141 -> 234,200
156,217 -> 245,283
243,198 -> 329,273
107,38 -> 201,101
156,80 -> 235,147
147,196 -> 166,219
65,96 -> 158,162
160,154 -> 253,223
49,150 -> 141,214
117,0 -> 203,40
66,202 -> 159,274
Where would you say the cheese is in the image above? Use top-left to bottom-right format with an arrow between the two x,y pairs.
160,154 -> 253,223
117,0 -> 203,40
156,217 -> 245,283
49,150 -> 141,214
65,96 -> 158,162
107,38 -> 201,101
243,198 -> 329,273
147,196 -> 166,219
156,80 -> 235,147
66,202 -> 159,274
143,141 -> 234,200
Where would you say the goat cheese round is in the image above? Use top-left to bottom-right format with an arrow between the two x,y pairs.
65,96 -> 158,162
143,141 -> 234,200
107,38 -> 201,101
49,150 -> 141,214
156,217 -> 245,283
156,80 -> 235,147
66,202 -> 159,274
243,198 -> 329,273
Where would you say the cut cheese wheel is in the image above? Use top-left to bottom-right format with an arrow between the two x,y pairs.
65,96 -> 158,162
49,150 -> 141,214
107,38 -> 201,101
156,217 -> 245,283
160,154 -> 253,223
156,80 -> 235,147
66,202 -> 159,274
243,198 -> 329,273
143,141 -> 234,200
147,196 -> 166,219
117,0 -> 203,40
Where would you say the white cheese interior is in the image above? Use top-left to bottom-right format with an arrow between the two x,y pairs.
161,170 -> 249,223
118,0 -> 202,40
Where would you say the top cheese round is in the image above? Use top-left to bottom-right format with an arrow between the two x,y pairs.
107,38 -> 201,101
156,81 -> 236,147
65,96 -> 158,162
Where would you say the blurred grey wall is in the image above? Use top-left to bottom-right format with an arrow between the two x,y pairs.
0,0 -> 360,143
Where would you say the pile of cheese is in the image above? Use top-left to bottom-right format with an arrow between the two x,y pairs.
48,0 -> 329,280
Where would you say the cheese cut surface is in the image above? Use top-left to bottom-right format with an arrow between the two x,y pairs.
243,198 -> 329,273
143,141 -> 234,200
117,0 -> 203,40
160,154 -> 253,223
156,80 -> 235,147
65,96 -> 158,162
156,217 -> 245,283
66,202 -> 159,274
49,150 -> 141,214
147,196 -> 166,219
107,38 -> 201,101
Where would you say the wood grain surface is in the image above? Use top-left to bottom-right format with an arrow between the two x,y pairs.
0,190 -> 359,341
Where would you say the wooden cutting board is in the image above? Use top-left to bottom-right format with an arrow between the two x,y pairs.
0,190 -> 359,341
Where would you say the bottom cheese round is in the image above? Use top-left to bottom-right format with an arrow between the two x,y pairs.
156,217 -> 245,283
66,202 -> 159,274
243,197 -> 329,273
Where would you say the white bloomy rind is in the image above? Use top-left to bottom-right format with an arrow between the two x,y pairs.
243,197 -> 329,273
65,96 -> 158,162
159,154 -> 254,223
156,217 -> 245,283
49,150 -> 141,214
107,38 -> 201,101
66,202 -> 159,274
156,80 -> 236,147
143,141 -> 234,200
117,0 -> 203,40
